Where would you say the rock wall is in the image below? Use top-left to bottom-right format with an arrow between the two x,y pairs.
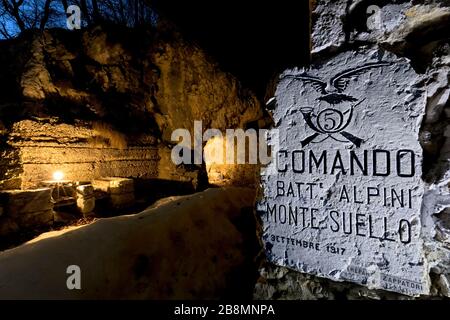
8,119 -> 160,189
254,0 -> 450,299
0,22 -> 264,192
1,117 -> 203,191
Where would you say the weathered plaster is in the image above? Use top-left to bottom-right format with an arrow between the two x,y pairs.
258,48 -> 430,296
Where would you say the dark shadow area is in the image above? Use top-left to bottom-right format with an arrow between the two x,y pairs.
132,178 -> 199,208
222,205 -> 262,299
152,0 -> 311,98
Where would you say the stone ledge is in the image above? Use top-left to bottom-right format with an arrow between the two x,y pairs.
0,188 -> 53,216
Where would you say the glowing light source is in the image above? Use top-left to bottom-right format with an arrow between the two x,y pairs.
52,170 -> 64,181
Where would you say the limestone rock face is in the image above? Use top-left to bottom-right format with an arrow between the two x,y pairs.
0,24 -> 263,190
92,177 -> 134,194
253,264 -> 414,300
8,119 -> 161,189
0,188 -> 53,235
76,185 -> 95,215
151,34 -> 262,141
0,187 -> 259,299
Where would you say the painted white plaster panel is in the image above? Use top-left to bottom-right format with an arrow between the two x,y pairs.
258,48 -> 429,296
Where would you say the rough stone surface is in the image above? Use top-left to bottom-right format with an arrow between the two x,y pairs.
204,136 -> 260,188
93,177 -> 135,209
0,23 -> 263,191
0,188 -> 53,216
76,184 -> 94,196
259,48 -> 428,296
424,67 -> 450,124
0,217 -> 19,236
254,264 -> 418,300
77,198 -> 95,215
18,210 -> 53,228
150,29 -> 262,142
0,188 -> 54,235
311,0 -> 348,54
156,145 -> 205,189
76,185 -> 95,215
379,4 -> 450,58
256,0 -> 450,299
0,187 -> 259,299
6,119 -> 160,190
92,177 -> 134,194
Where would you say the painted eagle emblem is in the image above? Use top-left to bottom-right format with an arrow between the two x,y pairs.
281,61 -> 391,147
284,62 -> 391,105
